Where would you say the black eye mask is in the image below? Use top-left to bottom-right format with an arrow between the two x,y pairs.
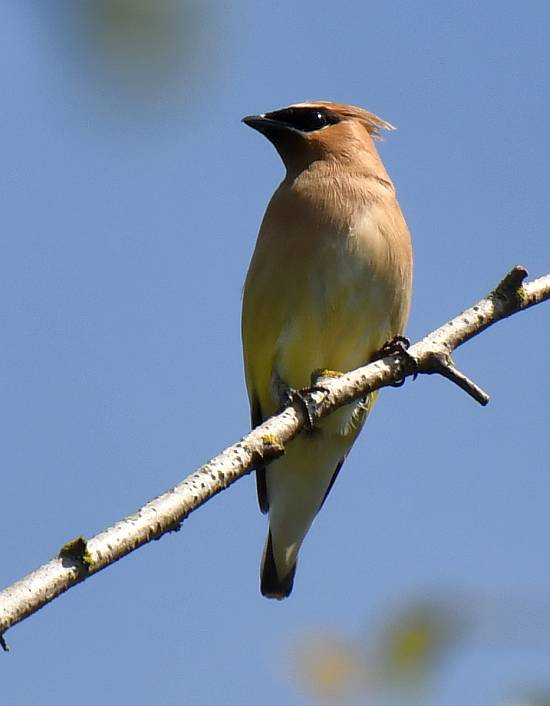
264,107 -> 341,133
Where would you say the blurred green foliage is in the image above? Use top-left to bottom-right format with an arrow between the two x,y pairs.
292,594 -> 466,704
86,0 -> 199,77
35,0 -> 221,107
291,591 -> 550,704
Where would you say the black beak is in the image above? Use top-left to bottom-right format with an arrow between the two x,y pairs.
242,114 -> 291,136
242,114 -> 265,129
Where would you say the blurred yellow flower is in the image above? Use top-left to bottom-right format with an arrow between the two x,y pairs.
292,631 -> 369,703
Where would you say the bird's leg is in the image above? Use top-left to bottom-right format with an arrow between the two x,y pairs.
373,335 -> 418,387
273,374 -> 317,432
274,370 -> 349,432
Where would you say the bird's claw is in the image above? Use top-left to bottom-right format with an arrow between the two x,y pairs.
277,382 -> 328,432
374,335 -> 418,386
287,388 -> 316,431
376,335 -> 411,357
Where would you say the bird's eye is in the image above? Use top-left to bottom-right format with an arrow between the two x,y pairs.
293,109 -> 339,132
309,111 -> 326,129
266,107 -> 340,133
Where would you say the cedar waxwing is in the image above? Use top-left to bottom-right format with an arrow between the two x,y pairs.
242,101 -> 413,599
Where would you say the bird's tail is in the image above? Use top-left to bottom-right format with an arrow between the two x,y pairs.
260,531 -> 297,599
258,428 -> 352,600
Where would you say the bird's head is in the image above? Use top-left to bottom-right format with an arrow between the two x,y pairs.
242,100 -> 394,175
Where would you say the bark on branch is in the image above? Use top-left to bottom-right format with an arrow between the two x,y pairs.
1,266 -> 549,648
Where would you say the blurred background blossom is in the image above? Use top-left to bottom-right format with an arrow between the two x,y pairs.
292,591 -> 550,704
23,0 -> 223,122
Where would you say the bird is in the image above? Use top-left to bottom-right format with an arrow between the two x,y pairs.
241,101 -> 413,599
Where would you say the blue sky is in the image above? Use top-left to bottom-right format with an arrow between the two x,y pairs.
2,2 -> 550,704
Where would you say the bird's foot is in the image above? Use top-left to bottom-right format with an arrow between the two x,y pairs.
373,335 -> 418,387
277,387 -> 316,432
275,374 -> 335,432
275,370 -> 345,432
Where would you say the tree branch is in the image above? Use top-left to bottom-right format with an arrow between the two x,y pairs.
1,266 -> 549,647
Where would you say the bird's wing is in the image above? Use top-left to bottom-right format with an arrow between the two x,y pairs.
250,395 -> 269,513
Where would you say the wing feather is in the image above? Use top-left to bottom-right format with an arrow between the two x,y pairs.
250,395 -> 269,514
